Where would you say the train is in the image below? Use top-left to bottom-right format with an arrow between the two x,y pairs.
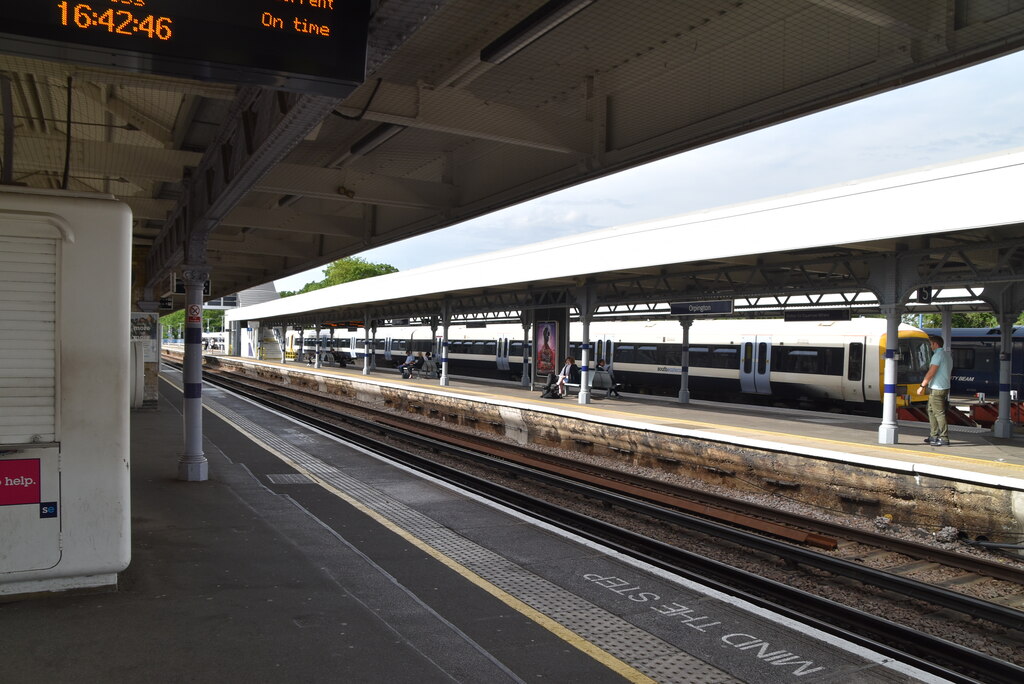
281,318 -> 934,413
924,327 -> 1024,399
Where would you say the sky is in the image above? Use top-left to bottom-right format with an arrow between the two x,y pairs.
275,50 -> 1024,292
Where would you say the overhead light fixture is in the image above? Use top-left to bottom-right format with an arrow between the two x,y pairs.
480,0 -> 594,65
348,123 -> 405,156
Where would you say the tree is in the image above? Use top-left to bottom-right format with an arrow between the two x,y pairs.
279,257 -> 398,297
159,308 -> 224,338
914,311 -> 1024,329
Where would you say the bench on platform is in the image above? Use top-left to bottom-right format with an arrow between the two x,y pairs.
563,370 -> 614,396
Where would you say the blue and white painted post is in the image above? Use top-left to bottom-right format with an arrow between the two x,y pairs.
362,314 -> 371,375
578,319 -> 591,405
179,266 -> 209,481
993,316 -> 1015,439
520,315 -> 532,387
878,307 -> 901,445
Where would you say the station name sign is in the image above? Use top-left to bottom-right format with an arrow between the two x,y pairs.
670,300 -> 734,316
0,0 -> 370,96
783,309 -> 852,322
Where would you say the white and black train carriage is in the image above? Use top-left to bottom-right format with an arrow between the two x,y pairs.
367,318 -> 932,413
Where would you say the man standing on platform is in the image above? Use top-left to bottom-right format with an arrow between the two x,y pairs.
916,335 -> 953,446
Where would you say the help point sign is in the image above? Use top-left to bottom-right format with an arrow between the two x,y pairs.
0,459 -> 41,506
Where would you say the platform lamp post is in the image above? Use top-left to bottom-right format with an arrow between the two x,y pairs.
179,265 -> 210,481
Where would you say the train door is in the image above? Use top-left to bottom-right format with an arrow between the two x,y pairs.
739,336 -> 772,394
842,339 -> 866,403
496,337 -> 510,372
383,337 -> 393,363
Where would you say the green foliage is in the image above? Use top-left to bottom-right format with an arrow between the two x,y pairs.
908,311 -> 1024,329
279,257 -> 398,297
917,312 -> 1024,328
159,308 -> 224,337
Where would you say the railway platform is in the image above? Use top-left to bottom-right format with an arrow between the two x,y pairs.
188,352 -> 1024,545
2,367 -> 952,683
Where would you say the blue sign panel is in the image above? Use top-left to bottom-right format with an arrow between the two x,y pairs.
670,300 -> 734,316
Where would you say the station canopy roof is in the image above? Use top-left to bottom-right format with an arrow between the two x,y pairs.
3,1 -> 1024,304
226,147 -> 1024,328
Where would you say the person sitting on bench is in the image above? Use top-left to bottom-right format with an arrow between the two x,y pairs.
540,357 -> 579,398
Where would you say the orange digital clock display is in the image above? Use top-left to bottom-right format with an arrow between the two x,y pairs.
0,0 -> 369,96
58,2 -> 172,40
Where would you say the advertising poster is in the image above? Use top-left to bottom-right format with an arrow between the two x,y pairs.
535,321 -> 558,376
130,312 -> 160,362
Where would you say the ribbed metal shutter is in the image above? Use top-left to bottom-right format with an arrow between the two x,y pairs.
0,233 -> 58,445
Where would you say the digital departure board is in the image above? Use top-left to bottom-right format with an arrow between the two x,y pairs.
0,0 -> 369,96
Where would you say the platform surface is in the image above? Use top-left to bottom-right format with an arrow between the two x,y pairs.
247,356 -> 1024,488
0,368 -> 954,683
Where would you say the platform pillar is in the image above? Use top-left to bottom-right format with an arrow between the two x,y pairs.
362,312 -> 371,375
439,304 -> 452,386
878,306 -> 901,445
678,317 -> 692,403
520,313 -> 532,388
179,265 -> 209,481
578,321 -> 592,405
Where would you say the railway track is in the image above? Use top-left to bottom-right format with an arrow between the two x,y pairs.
172,360 -> 1024,682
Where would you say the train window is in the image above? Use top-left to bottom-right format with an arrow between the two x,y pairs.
896,338 -> 932,384
848,342 -> 863,381
412,339 -> 432,352
659,345 -> 681,367
687,347 -> 710,367
481,341 -> 497,354
774,346 -> 844,375
635,345 -> 658,364
742,343 -> 753,373
615,345 -> 635,364
391,339 -> 406,351
757,343 -> 768,374
712,346 -> 739,369
509,341 -> 524,356
595,340 -> 604,360
952,348 -> 975,369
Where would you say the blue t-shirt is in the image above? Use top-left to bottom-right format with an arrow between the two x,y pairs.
929,347 -> 952,391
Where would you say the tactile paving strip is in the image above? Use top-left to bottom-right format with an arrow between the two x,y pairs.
206,395 -> 738,683
265,473 -> 314,485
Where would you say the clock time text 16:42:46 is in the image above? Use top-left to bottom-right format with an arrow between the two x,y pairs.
57,2 -> 173,40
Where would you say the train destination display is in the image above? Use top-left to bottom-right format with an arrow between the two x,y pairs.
0,0 -> 369,95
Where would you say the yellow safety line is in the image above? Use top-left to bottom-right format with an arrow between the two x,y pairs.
197,397 -> 657,684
